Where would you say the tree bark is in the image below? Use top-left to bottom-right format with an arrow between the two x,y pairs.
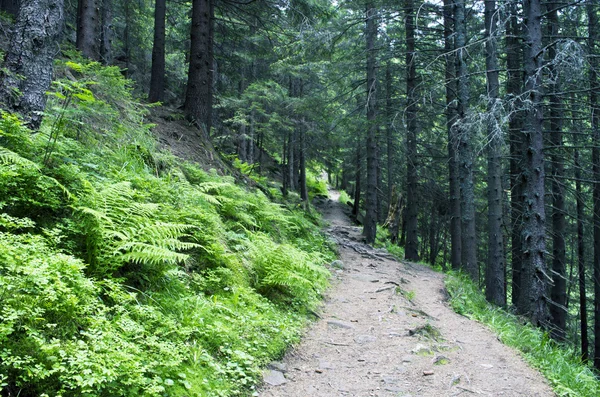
405,0 -> 419,261
455,0 -> 477,280
148,0 -> 166,103
0,0 -> 64,129
547,0 -> 566,341
363,2 -> 378,244
444,0 -> 461,271
485,0 -> 505,306
574,113 -> 588,362
76,0 -> 100,60
353,139 -> 362,219
517,0 -> 550,327
300,125 -> 308,202
588,0 -> 600,371
506,0 -> 525,306
386,60 -> 394,220
184,0 -> 214,137
99,0 -> 112,64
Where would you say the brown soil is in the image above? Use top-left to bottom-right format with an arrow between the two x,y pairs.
259,189 -> 556,397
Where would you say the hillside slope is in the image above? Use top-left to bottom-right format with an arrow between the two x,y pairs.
0,57 -> 334,397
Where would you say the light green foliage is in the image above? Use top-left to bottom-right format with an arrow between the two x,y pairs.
338,190 -> 353,205
445,273 -> 600,397
0,59 -> 334,396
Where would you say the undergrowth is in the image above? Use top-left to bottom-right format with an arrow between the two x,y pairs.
445,272 -> 600,397
0,55 -> 335,396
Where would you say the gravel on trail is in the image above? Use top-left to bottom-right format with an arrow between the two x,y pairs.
258,190 -> 555,397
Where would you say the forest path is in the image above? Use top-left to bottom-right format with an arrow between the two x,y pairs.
258,189 -> 555,397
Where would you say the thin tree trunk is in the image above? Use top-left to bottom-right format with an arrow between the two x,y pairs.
588,0 -> 600,371
184,0 -> 214,137
405,0 -> 419,261
99,0 -> 112,64
76,0 -> 99,60
444,0 -> 461,270
455,0 -> 477,279
547,0 -> 566,340
0,0 -> 64,129
386,60 -> 394,220
506,0 -> 524,306
353,140 -> 362,219
574,119 -> 588,362
485,0 -> 505,306
300,125 -> 308,203
148,0 -> 166,103
518,0 -> 550,327
363,2 -> 378,244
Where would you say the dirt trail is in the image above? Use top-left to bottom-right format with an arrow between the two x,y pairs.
258,190 -> 555,397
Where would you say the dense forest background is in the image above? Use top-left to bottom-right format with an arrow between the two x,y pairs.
1,0 -> 600,395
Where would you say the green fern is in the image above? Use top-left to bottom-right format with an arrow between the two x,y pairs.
0,147 -> 40,169
249,234 -> 329,308
76,182 -> 200,276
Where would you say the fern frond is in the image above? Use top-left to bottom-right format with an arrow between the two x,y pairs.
117,242 -> 190,266
0,147 -> 40,170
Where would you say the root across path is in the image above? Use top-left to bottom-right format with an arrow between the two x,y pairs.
258,190 -> 555,397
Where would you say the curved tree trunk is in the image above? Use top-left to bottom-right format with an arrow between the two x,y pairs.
0,0 -> 64,129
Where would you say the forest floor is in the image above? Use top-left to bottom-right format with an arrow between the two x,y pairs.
258,189 -> 556,397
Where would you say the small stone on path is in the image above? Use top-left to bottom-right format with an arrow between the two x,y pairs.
327,319 -> 354,329
354,334 -> 378,344
267,362 -> 287,372
263,370 -> 287,386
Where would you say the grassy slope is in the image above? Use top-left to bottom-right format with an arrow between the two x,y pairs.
0,57 -> 335,397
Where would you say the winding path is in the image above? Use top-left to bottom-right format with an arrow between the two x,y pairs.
259,190 -> 555,397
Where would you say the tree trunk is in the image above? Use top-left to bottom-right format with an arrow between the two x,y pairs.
386,60 -> 394,220
184,0 -> 214,137
353,140 -> 362,219
506,0 -> 524,306
485,0 -> 505,306
404,0 -> 419,261
455,0 -> 477,280
299,125 -> 308,202
517,0 -> 550,327
76,0 -> 100,60
588,0 -> 600,371
148,0 -> 166,103
0,0 -> 64,129
547,0 -> 566,341
444,0 -> 461,270
363,2 -> 378,244
574,118 -> 588,362
99,0 -> 112,64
